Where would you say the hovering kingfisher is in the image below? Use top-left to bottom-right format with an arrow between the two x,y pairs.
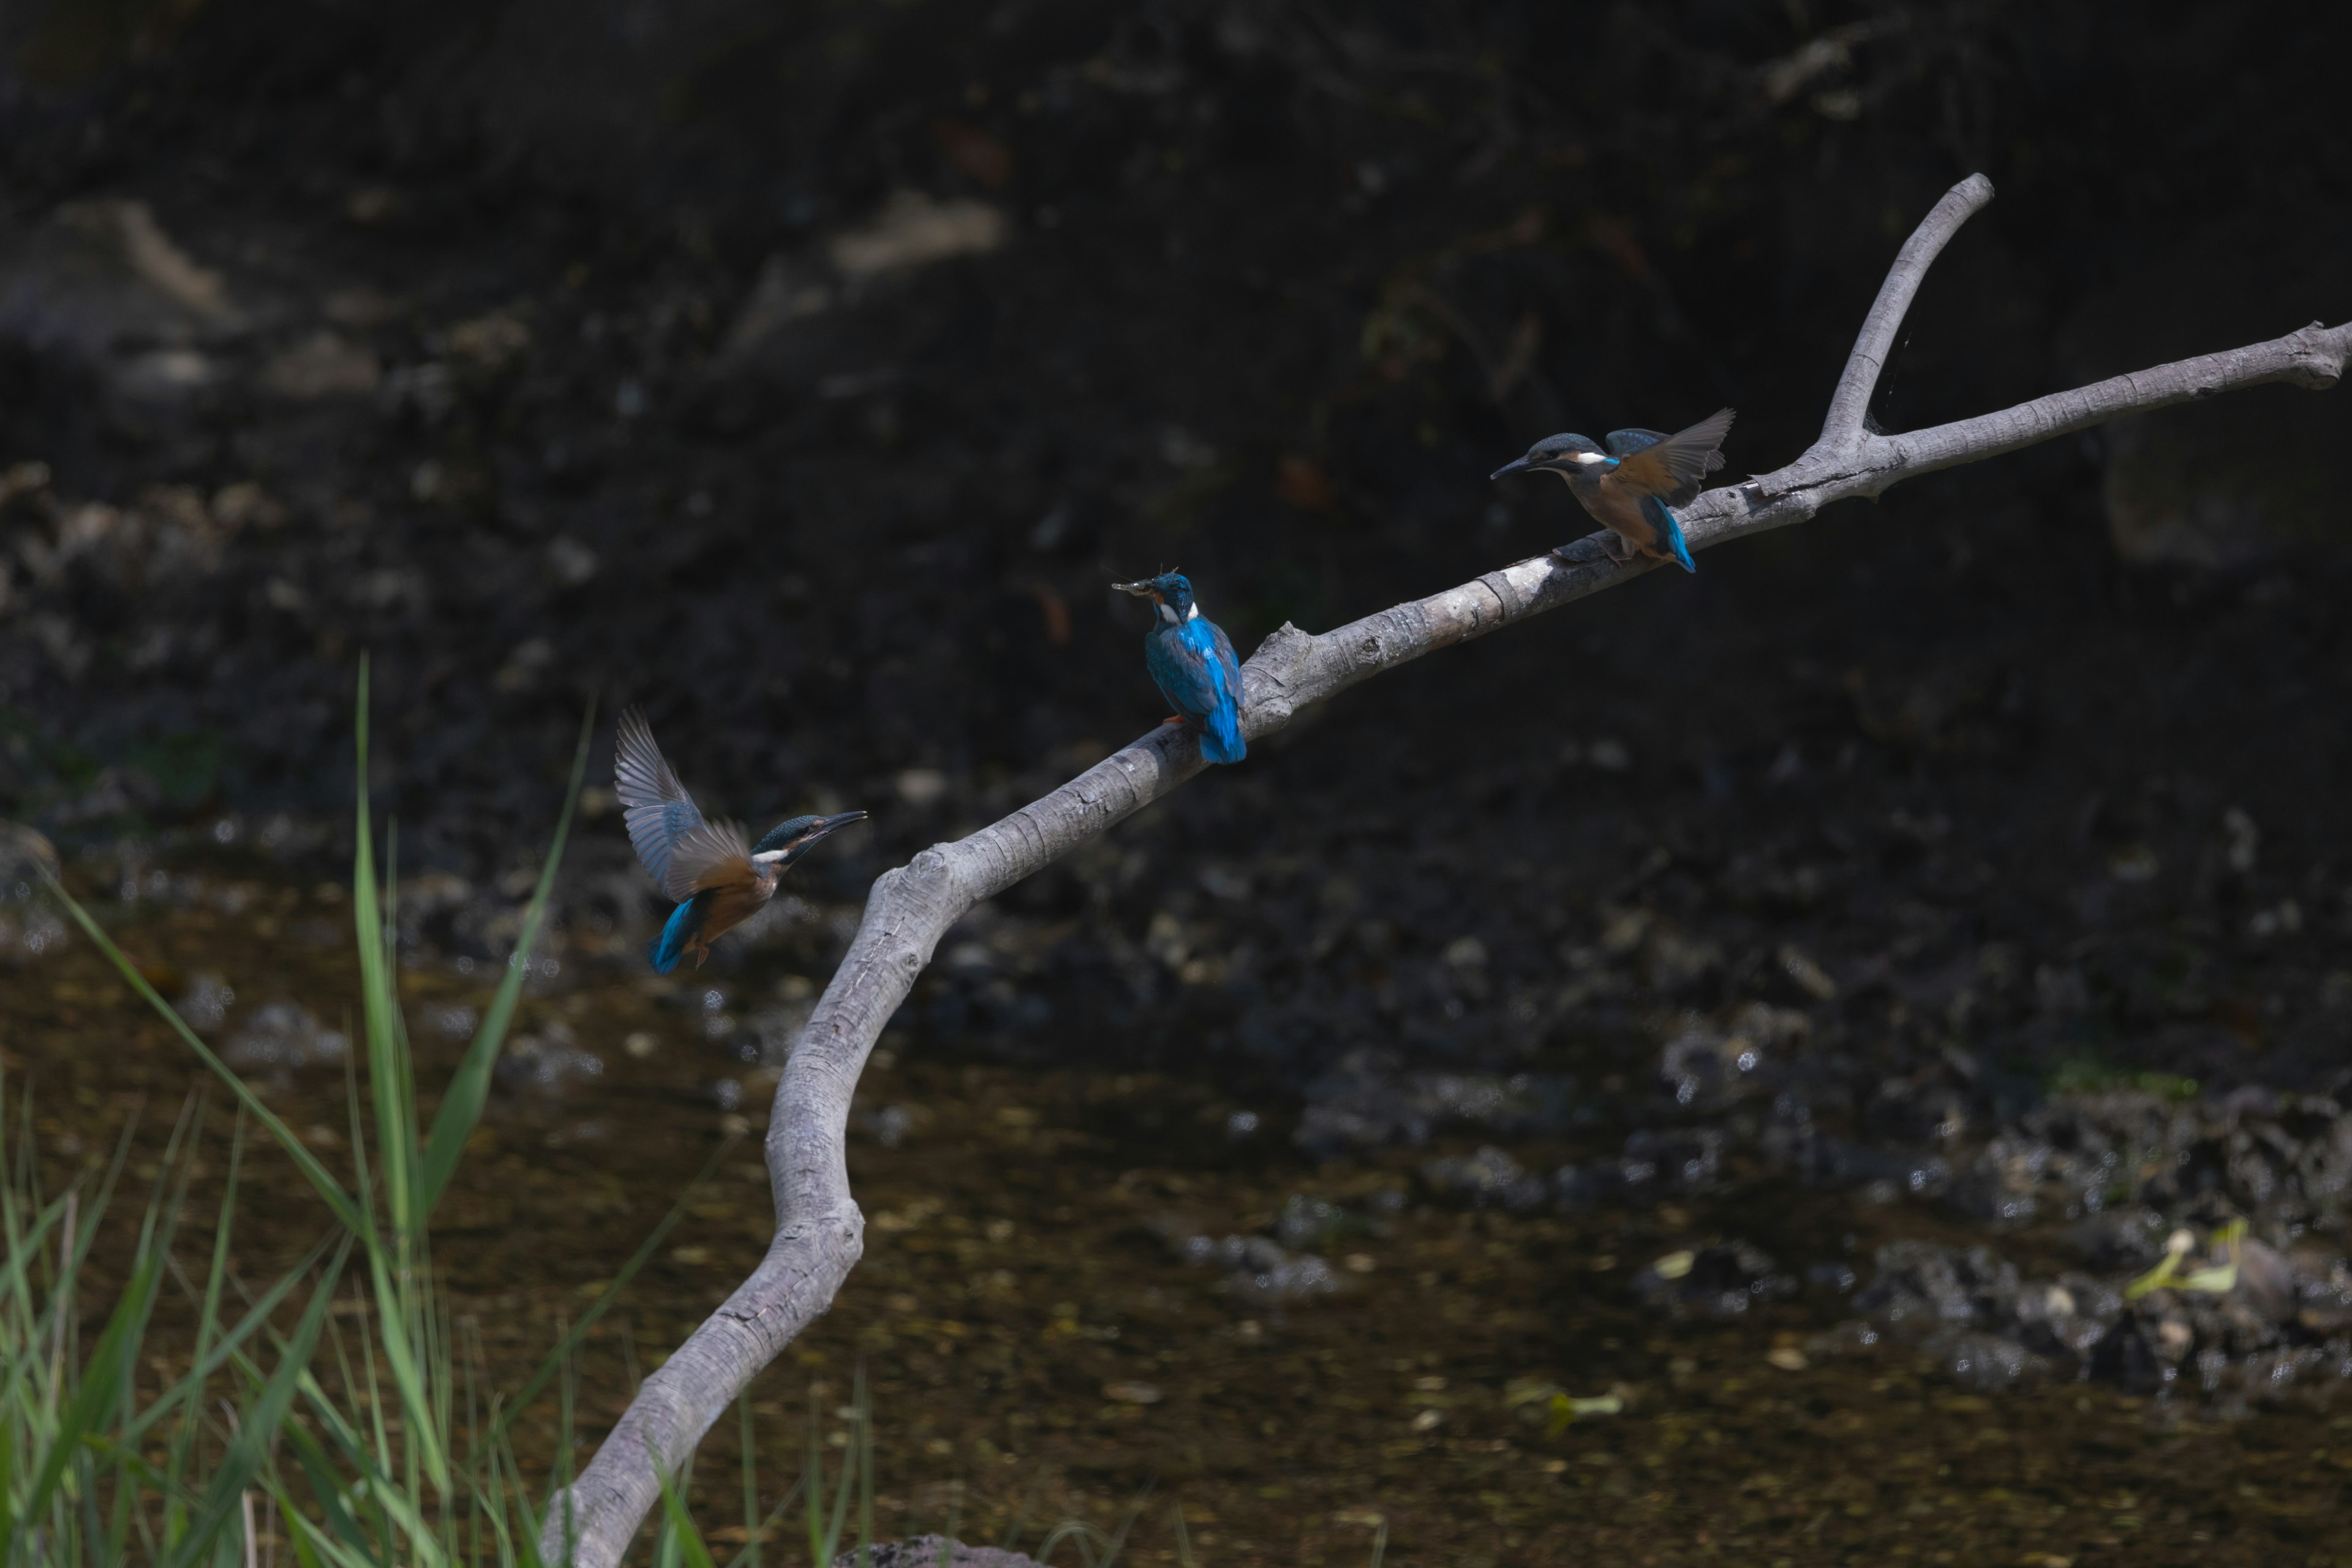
614,707 -> 868,973
1112,572 -> 1246,764
1490,407 -> 1736,572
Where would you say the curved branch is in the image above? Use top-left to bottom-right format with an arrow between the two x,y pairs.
1817,173 -> 1994,448
543,175 -> 2350,1566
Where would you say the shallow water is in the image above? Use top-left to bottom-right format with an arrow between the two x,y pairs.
8,860 -> 2352,1568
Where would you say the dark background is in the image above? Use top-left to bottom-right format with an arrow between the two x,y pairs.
2,0 -> 2348,1090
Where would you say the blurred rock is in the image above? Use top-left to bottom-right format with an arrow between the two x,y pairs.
0,199 -> 243,431
1295,1049 -> 1577,1157
834,1540 -> 1039,1568
1853,1241 -> 2018,1333
1420,1145 -> 1547,1211
1272,1193 -> 1382,1252
2061,213 -> 2352,567
1172,1230 -> 1341,1303
1926,1330 -> 2038,1393
170,970 -> 234,1032
497,1021 -> 604,1092
224,1002 -> 349,1072
1631,1240 -> 1793,1320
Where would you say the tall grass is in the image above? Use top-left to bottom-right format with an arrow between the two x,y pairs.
7,665 -> 1210,1567
9,662 -> 696,1566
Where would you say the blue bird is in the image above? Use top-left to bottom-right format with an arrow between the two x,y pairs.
614,707 -> 868,973
1112,572 -> 1246,764
1490,407 -> 1735,572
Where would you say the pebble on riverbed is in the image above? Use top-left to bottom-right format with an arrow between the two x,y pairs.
223,1001 -> 349,1076
831,1540 -> 1040,1568
1630,1240 -> 1795,1320
1294,1049 -> 1582,1158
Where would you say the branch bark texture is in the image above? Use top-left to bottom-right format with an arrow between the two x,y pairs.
545,175 -> 2350,1565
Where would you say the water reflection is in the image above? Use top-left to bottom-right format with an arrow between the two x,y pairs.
6,852 -> 2350,1564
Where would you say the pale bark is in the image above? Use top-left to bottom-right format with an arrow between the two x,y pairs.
543,174 -> 2351,1565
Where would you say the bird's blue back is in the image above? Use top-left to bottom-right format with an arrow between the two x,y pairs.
1145,616 -> 1246,763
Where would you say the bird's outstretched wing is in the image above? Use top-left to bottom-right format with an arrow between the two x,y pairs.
673,820 -> 756,896
1607,407 -> 1735,506
616,707 -> 747,902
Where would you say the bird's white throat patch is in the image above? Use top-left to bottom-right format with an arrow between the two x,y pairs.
1157,601 -> 1181,625
1569,450 -> 1610,465
752,850 -> 788,867
1185,602 -> 1200,620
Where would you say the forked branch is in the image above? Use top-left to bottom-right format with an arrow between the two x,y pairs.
544,175 -> 2351,1566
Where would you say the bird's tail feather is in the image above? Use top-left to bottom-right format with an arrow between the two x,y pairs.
649,893 -> 707,974
1646,496 -> 1697,573
1202,703 -> 1246,764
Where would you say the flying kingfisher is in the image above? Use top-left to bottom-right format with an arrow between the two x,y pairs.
1112,572 -> 1246,764
614,707 -> 869,973
1490,407 -> 1736,572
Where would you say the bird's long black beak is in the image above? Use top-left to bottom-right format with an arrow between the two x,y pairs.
808,810 -> 869,842
1488,456 -> 1534,480
1110,579 -> 1156,597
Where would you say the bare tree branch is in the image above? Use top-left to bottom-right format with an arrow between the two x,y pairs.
543,174 -> 2350,1566
1818,173 -> 1994,448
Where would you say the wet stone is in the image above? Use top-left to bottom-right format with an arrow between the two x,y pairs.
1294,1048 -> 1580,1158
1419,1145 -> 1547,1212
1272,1193 -> 1384,1252
1170,1231 -> 1341,1303
2010,1275 -> 2123,1366
2068,1207 -> 2169,1270
833,1539 -> 1041,1568
1632,1240 -> 1794,1321
1555,1128 -> 1725,1210
1853,1241 -> 2019,1334
222,1001 -> 349,1073
495,1021 -> 605,1092
171,970 -> 235,1032
1926,1329 -> 2039,1393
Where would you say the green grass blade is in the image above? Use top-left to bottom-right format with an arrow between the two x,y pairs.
739,1392 -> 761,1568
18,1248 -> 160,1530
40,874 -> 362,1234
162,1244 -> 349,1568
131,1237 -> 331,1447
484,1134 -> 733,1447
651,1447 -> 722,1568
350,657 -> 421,1245
362,1244 -> 451,1494
856,1367 -> 874,1568
419,702 -> 594,1216
165,1110 -> 245,1523
274,1416 -> 379,1561
718,1471 -> 810,1568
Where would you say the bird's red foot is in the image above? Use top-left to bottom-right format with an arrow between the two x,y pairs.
1163,715 -> 1186,726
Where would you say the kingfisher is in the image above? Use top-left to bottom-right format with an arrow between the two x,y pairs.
613,707 -> 869,973
1489,407 -> 1736,572
1112,572 -> 1246,764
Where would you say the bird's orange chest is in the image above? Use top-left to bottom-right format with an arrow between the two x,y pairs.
1572,473 -> 1657,545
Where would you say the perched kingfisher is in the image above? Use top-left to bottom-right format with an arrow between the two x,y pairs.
613,707 -> 869,973
1112,572 -> 1246,764
1490,407 -> 1736,572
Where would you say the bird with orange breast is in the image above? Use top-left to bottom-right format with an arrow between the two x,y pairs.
1490,408 -> 1735,572
614,707 -> 869,973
